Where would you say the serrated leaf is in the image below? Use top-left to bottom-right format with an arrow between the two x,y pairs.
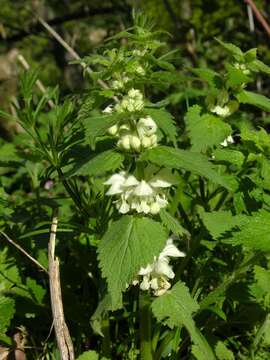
200,210 -> 246,240
146,108 -> 177,144
251,59 -> 270,75
26,278 -> 46,305
76,350 -> 99,360
185,105 -> 232,152
192,68 -> 221,88
98,216 -> 167,309
225,63 -> 251,88
152,282 -> 215,360
225,210 -> 270,251
0,296 -> 15,334
216,39 -> 243,58
212,149 -> 245,168
159,209 -> 189,237
71,150 -> 124,176
140,146 -> 238,191
236,90 -> 270,111
215,341 -> 234,360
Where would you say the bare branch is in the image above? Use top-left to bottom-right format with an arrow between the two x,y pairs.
244,0 -> 270,38
48,210 -> 74,360
0,231 -> 48,274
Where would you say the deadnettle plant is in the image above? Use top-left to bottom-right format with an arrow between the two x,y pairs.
133,237 -> 185,296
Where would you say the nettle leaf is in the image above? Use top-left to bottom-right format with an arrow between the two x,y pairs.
76,350 -> 99,360
98,216 -> 167,309
83,113 -> 120,148
26,278 -> 46,305
215,341 -> 234,360
212,149 -> 245,168
216,39 -> 243,58
0,296 -> 15,334
72,150 -> 125,177
240,126 -> 270,152
200,210 -> 246,240
225,210 -> 270,251
250,59 -> 270,75
192,68 -> 221,88
159,209 -> 189,237
152,282 -> 215,360
185,105 -> 232,153
146,108 -> 177,144
140,146 -> 238,191
225,63 -> 251,88
236,90 -> 270,111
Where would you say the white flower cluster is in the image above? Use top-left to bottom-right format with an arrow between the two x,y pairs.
210,105 -> 231,117
133,237 -> 185,296
104,89 -> 158,152
104,169 -> 174,215
220,135 -> 234,147
115,89 -> 144,113
234,62 -> 250,75
116,116 -> 158,152
111,75 -> 130,90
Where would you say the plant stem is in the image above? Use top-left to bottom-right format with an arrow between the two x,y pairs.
139,293 -> 153,360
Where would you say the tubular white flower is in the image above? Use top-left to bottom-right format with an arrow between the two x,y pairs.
134,237 -> 185,296
220,135 -> 234,147
104,171 -> 175,214
103,104 -> 114,114
137,116 -> 157,137
107,124 -> 118,136
211,105 -> 231,117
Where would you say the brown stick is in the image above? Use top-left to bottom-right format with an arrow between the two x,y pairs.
36,16 -> 119,102
48,211 -> 74,360
244,0 -> 270,38
0,231 -> 48,274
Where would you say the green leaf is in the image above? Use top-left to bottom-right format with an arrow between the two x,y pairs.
215,341 -> 234,360
76,350 -> 99,360
251,59 -> 270,75
185,105 -> 232,152
26,278 -> 46,305
146,108 -> 177,144
159,209 -> 189,236
212,149 -> 245,168
225,63 -> 251,88
192,68 -> 221,88
225,210 -> 270,251
215,39 -> 243,58
71,150 -> 125,176
200,210 -> 246,240
98,216 -> 167,309
83,113 -> 120,148
0,296 -> 15,334
152,282 -> 215,360
236,90 -> 270,111
140,146 -> 238,191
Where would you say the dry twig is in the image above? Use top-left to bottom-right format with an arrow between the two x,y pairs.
48,211 -> 74,360
244,0 -> 270,38
0,231 -> 48,274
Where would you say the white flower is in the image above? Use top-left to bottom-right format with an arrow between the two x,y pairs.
136,65 -> 145,75
135,237 -> 185,296
103,104 -> 113,114
104,170 -> 175,214
107,124 -> 118,136
137,116 -> 157,137
234,62 -> 250,75
220,135 -> 234,147
211,105 -> 231,117
115,89 -> 144,113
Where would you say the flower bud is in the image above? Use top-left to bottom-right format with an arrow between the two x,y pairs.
119,135 -> 131,150
150,134 -> 158,147
141,136 -> 152,148
130,135 -> 141,151
107,124 -> 118,136
150,202 -> 160,215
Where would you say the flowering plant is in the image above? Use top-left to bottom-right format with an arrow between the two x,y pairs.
2,12 -> 270,360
